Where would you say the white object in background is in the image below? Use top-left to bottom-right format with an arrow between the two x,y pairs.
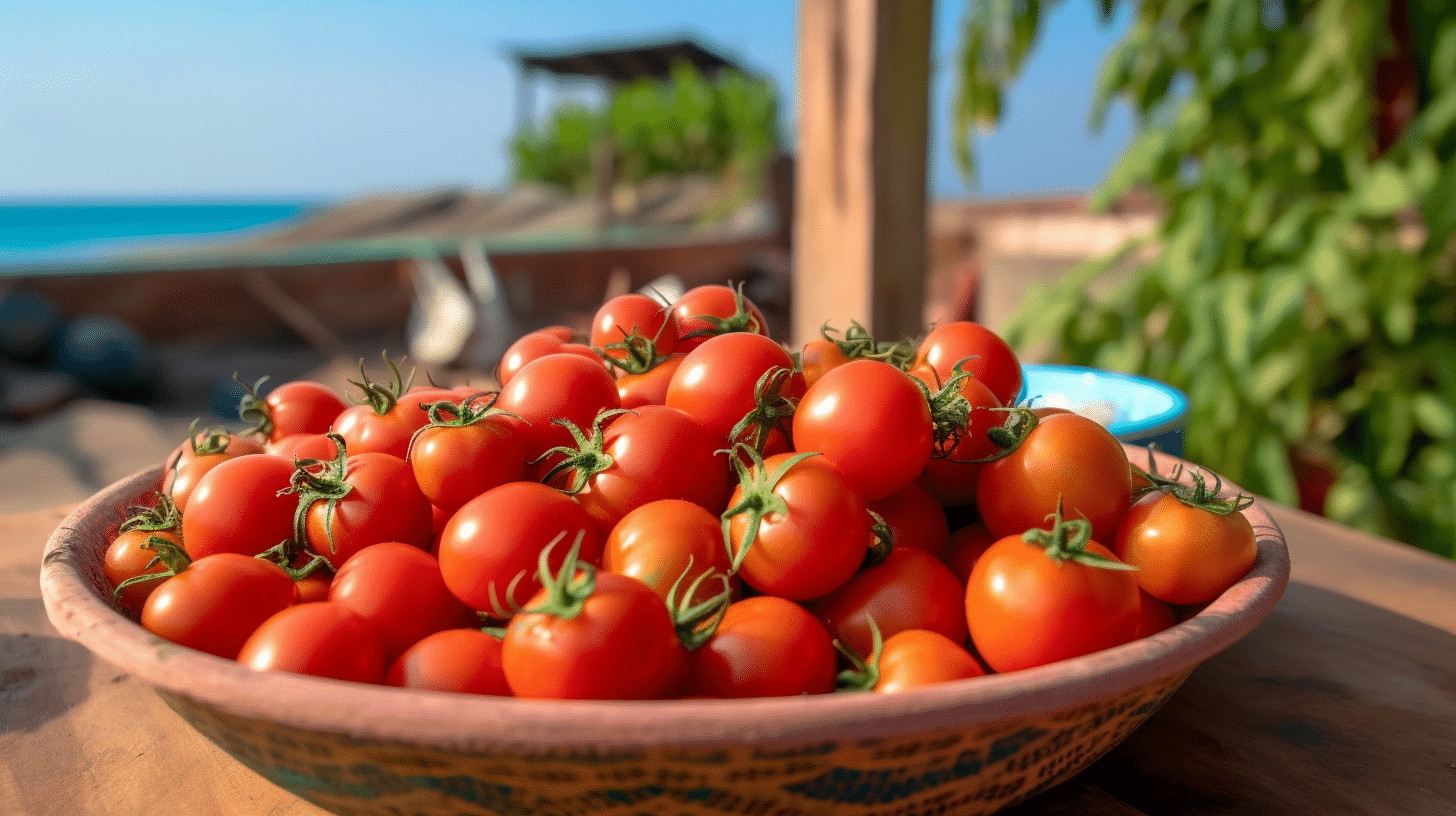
459,240 -> 517,369
406,254 -> 476,368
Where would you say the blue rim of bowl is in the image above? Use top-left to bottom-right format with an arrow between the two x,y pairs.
1018,364 -> 1189,438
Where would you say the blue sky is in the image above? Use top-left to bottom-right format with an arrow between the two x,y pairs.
0,1 -> 1133,201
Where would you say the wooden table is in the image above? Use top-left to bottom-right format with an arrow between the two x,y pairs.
3,500 -> 1454,816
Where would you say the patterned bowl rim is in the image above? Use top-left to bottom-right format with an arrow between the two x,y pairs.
40,445 -> 1289,751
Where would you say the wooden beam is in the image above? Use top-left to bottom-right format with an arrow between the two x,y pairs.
792,0 -> 933,346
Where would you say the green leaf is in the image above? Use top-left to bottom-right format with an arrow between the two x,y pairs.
1413,393 -> 1456,440
1419,145 -> 1456,248
1253,428 -> 1299,506
1356,163 -> 1412,217
1308,77 -> 1363,149
1249,345 -> 1306,405
1216,275 -> 1256,375
1305,236 -> 1370,337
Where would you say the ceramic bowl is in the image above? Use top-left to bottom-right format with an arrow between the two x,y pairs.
41,447 -> 1287,816
1019,364 -> 1189,455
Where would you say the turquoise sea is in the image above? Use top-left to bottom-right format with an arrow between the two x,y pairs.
0,200 -> 322,270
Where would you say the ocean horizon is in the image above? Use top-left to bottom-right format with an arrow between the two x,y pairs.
0,198 -> 330,269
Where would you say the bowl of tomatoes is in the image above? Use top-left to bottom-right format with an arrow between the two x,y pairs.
40,289 -> 1289,816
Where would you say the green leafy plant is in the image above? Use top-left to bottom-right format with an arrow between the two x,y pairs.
955,0 -> 1456,555
511,63 -> 780,197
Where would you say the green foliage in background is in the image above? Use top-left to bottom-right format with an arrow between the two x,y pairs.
511,63 -> 780,195
956,0 -> 1456,555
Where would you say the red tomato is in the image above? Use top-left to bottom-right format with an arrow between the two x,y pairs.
328,541 -> 478,661
502,569 -> 681,700
105,526 -> 183,615
602,499 -> 733,605
671,283 -> 768,351
875,630 -> 986,692
724,452 -> 871,601
793,359 -> 934,502
965,523 -> 1141,674
1134,589 -> 1177,639
943,521 -> 997,587
591,293 -> 679,367
436,482 -> 603,613
332,361 -> 435,460
293,568 -> 333,604
665,332 -> 796,445
298,446 -> 434,568
798,338 -> 853,391
408,398 -> 528,512
237,601 -> 386,684
811,546 -> 968,659
239,378 -> 347,443
912,369 -> 1004,508
976,412 -> 1132,543
162,425 -> 266,513
1114,487 -> 1257,605
496,352 -> 621,465
915,321 -> 1023,407
866,480 -> 951,560
689,595 -> 837,698
547,404 -> 731,530
181,453 -> 298,559
617,353 -> 685,408
141,553 -> 298,659
496,328 -> 598,387
267,432 -> 338,462
387,628 -> 509,696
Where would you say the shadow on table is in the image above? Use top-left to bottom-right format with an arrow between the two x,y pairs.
0,625 -> 96,735
1007,580 -> 1456,815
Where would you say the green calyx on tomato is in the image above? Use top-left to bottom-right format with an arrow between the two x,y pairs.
110,532 -> 192,611
1024,498 -> 1139,571
958,406 -> 1040,464
408,390 -> 518,449
833,617 -> 884,693
720,446 -> 821,573
727,367 -> 798,455
178,417 -> 245,460
597,326 -> 674,377
520,531 -> 595,621
1132,447 -> 1255,516
665,558 -> 733,651
119,491 -> 182,535
679,280 -> 763,341
235,374 -> 276,438
284,431 -> 355,560
536,408 -> 632,492
820,320 -> 917,371
862,510 -> 894,571
345,352 -> 413,417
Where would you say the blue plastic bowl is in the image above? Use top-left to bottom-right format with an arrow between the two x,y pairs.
1017,364 -> 1189,456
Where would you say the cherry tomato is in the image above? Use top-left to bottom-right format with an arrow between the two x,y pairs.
328,541 -> 478,661
602,499 -> 733,605
141,553 -> 298,659
976,412 -> 1132,543
239,378 -> 347,443
866,480 -> 951,560
237,601 -> 386,685
502,569 -> 681,700
617,353 -> 685,409
811,546 -> 967,659
387,628 -> 509,695
591,293 -> 679,365
943,521 -> 996,587
724,452 -> 871,601
436,481 -> 603,613
181,453 -> 298,559
793,359 -> 933,502
1134,588 -> 1177,638
496,352 -> 621,465
965,525 -> 1141,674
408,397 -> 528,512
105,526 -> 183,615
332,361 -> 435,460
689,595 -> 837,698
548,404 -> 731,531
875,629 -> 986,692
665,331 -> 796,445
671,283 -> 768,352
798,337 -> 853,391
915,321 -> 1023,407
298,446 -> 434,568
496,327 -> 598,387
267,432 -> 338,462
162,425 -> 265,513
911,369 -> 1003,508
1114,487 -> 1257,605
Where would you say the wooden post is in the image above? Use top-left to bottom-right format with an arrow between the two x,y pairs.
792,0 -> 933,347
